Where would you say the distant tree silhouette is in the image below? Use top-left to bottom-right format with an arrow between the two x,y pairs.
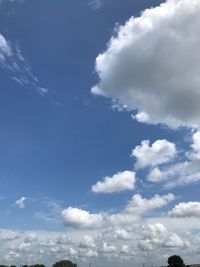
168,255 -> 185,267
52,260 -> 77,267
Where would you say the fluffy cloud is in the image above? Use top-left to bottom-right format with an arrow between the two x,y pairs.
92,170 -> 136,193
139,223 -> 186,251
79,235 -> 96,248
132,139 -> 176,169
61,193 -> 175,229
61,207 -> 103,229
124,193 -> 175,214
170,202 -> 200,218
102,242 -> 117,253
92,0 -> 200,128
146,131 -> 200,188
164,233 -> 186,248
15,197 -> 27,209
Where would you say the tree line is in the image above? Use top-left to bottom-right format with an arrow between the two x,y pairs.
0,255 -> 197,267
0,260 -> 77,267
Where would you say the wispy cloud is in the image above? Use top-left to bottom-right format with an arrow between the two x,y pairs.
0,33 -> 48,95
88,0 -> 105,10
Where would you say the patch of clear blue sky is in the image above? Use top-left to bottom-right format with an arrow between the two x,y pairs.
0,0 -> 193,230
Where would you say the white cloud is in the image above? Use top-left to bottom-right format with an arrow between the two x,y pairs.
191,130 -> 200,153
121,244 -> 129,254
84,249 -> 98,257
91,0 -> 200,128
88,0 -> 104,10
107,193 -> 175,227
146,131 -> 200,188
61,207 -> 103,229
0,34 -> 12,60
61,193 -> 175,230
132,139 -> 176,169
0,32 -> 48,95
164,233 -> 185,248
170,202 -> 200,218
124,193 -> 175,214
79,235 -> 96,248
102,242 -> 117,253
147,167 -> 164,182
92,170 -> 136,193
15,197 -> 27,209
113,228 -> 130,240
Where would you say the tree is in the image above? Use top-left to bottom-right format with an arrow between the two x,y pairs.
52,260 -> 77,267
168,255 -> 185,267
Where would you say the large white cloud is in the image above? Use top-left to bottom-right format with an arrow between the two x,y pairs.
91,0 -> 200,128
132,139 -> 176,169
170,202 -> 200,218
92,170 -> 136,193
61,193 -> 175,229
61,207 -> 103,229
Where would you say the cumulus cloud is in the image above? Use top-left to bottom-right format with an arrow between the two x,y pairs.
91,0 -> 200,128
61,207 -> 103,229
139,223 -> 186,251
146,131 -> 200,188
79,235 -> 96,248
102,242 -> 117,253
92,170 -> 136,193
132,139 -> 176,169
170,202 -> 200,218
164,233 -> 186,248
61,193 -> 175,229
15,197 -> 27,209
124,193 -> 175,214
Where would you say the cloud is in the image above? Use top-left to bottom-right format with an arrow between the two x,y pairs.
0,32 -> 48,95
0,0 -> 24,6
170,202 -> 200,218
101,242 -> 116,253
0,34 -> 12,59
132,139 -> 176,169
88,0 -> 104,10
79,235 -> 96,248
15,197 -> 27,208
61,193 -> 175,229
61,207 -> 103,229
146,131 -> 200,188
92,170 -> 136,193
124,193 -> 175,215
91,0 -> 200,128
164,233 -> 186,248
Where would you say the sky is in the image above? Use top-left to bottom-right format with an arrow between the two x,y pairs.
0,0 -> 200,266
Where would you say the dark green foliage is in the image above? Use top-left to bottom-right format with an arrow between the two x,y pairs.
168,255 -> 185,267
52,260 -> 77,267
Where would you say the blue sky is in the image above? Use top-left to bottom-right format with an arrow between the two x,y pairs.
0,0 -> 200,266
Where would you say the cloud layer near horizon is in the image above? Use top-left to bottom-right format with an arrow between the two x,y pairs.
92,0 -> 200,128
